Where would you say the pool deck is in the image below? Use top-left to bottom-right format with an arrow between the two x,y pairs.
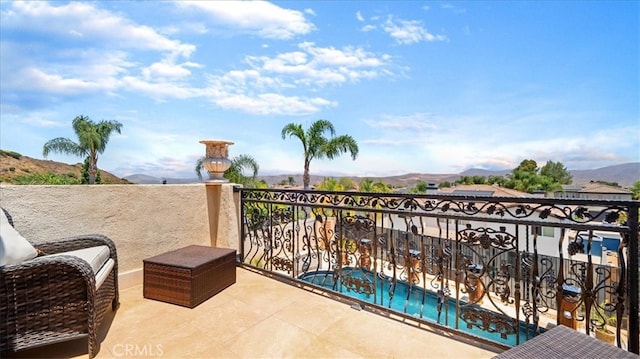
9,267 -> 501,358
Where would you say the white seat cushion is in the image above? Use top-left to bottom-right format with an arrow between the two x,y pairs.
95,258 -> 115,289
0,210 -> 38,266
47,245 -> 111,275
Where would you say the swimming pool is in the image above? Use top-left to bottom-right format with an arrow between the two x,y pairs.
299,267 -> 540,347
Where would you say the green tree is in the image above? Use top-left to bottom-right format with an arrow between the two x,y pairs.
505,169 -> 540,193
316,177 -> 356,191
455,175 -> 487,185
281,119 -> 359,190
439,181 -> 452,188
43,115 -> 122,184
81,157 -> 102,184
253,179 -> 270,189
358,178 -> 392,193
487,175 -> 507,186
505,159 -> 539,192
504,159 -> 571,193
195,154 -> 260,186
515,159 -> 539,173
631,180 -> 640,200
409,180 -> 429,194
540,160 -> 572,185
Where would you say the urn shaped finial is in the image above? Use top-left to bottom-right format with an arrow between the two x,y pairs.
199,140 -> 234,182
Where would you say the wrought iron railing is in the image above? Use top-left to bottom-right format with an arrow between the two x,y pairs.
239,188 -> 639,353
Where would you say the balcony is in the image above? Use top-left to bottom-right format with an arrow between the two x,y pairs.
239,188 -> 639,354
9,267 -> 498,358
1,183 -> 638,357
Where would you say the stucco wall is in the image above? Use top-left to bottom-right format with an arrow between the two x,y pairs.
0,184 -> 240,273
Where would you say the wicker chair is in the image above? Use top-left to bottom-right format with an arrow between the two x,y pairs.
0,209 -> 119,358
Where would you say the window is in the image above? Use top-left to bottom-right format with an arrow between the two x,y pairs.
532,226 -> 554,237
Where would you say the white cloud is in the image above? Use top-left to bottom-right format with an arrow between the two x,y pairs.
0,1 -> 392,117
120,76 -> 198,101
177,1 -> 315,39
361,24 -> 377,32
196,41 -> 392,115
356,11 -> 364,22
5,2 -> 194,57
1,1 -> 199,104
208,91 -> 337,116
14,68 -> 111,95
141,61 -> 202,82
1,111 -> 67,128
244,42 -> 391,87
383,16 -> 447,45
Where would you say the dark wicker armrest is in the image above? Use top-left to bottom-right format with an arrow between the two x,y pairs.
36,234 -> 118,263
1,254 -> 96,295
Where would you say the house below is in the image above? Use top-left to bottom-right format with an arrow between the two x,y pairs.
554,182 -> 632,200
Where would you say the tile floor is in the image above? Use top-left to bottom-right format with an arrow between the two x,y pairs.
8,267 -> 501,358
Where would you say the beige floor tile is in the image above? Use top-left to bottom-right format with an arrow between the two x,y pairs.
275,292 -> 355,334
226,317 -> 317,358
5,268 -> 498,359
293,340 -> 366,359
189,297 -> 272,345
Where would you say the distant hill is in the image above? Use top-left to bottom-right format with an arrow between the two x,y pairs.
570,163 -> 639,187
124,174 -> 201,184
458,163 -> 638,188
0,150 -> 131,184
256,173 -> 459,188
255,163 -> 639,189
6,148 -> 634,188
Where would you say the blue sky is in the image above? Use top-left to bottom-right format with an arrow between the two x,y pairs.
1,1 -> 638,179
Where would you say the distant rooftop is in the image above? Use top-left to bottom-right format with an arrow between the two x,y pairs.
439,184 -> 532,198
563,182 -> 632,194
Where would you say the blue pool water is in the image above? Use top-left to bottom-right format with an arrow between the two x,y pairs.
299,267 -> 540,347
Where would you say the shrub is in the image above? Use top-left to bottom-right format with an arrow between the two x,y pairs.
12,172 -> 81,185
0,150 -> 22,159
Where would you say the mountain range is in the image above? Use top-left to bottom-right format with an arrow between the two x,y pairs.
0,149 -> 636,188
126,162 -> 639,188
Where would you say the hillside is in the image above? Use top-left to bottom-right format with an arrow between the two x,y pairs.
0,150 -> 131,184
570,163 -> 639,187
256,163 -> 639,188
3,148 -> 636,188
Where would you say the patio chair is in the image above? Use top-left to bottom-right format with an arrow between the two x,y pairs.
0,208 -> 119,358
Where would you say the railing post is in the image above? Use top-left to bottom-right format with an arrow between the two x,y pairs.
236,186 -> 244,262
628,203 -> 639,354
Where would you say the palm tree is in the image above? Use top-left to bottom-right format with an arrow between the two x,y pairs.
195,154 -> 259,186
359,178 -> 392,193
281,119 -> 359,190
316,177 -> 356,191
43,115 -> 122,184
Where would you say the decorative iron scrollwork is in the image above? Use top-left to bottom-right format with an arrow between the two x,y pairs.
241,188 -> 638,351
272,256 -> 293,272
459,306 -> 517,339
341,273 -> 375,297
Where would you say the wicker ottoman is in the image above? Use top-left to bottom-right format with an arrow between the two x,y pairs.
143,245 -> 236,308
